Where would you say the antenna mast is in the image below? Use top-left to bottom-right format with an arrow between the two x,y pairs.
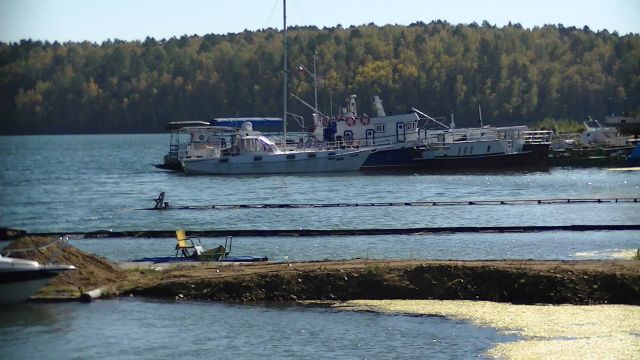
282,0 -> 288,150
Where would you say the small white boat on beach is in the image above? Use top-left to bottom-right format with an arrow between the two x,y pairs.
0,253 -> 75,304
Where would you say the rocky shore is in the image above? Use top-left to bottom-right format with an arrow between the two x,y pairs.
6,236 -> 640,305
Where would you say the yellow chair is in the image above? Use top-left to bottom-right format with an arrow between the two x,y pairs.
175,230 -> 203,258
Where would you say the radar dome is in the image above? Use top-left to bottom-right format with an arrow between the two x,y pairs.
241,121 -> 253,131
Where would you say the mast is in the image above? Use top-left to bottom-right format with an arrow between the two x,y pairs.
282,0 -> 288,149
313,51 -> 318,115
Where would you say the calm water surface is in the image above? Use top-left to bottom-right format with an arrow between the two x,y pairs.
0,299 -> 515,360
0,134 -> 638,359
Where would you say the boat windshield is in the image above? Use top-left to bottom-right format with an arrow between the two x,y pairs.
238,136 -> 279,153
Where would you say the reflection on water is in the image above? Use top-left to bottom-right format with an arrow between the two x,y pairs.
336,300 -> 640,359
0,303 -> 63,328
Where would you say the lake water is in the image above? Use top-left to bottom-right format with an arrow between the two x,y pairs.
0,134 -> 638,359
0,299 -> 516,360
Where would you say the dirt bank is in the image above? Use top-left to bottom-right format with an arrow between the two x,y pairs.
5,237 -> 640,304
128,259 -> 640,304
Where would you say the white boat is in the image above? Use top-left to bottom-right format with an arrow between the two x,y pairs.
180,0 -> 375,175
155,118 -> 285,172
180,122 -> 372,175
407,121 -> 551,170
581,119 -> 629,147
0,253 -> 75,304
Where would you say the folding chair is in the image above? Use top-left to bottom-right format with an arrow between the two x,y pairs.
175,229 -> 203,258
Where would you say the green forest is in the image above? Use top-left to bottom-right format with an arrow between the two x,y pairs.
0,21 -> 638,134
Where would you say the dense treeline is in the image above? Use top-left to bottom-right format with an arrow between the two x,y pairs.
1,21 -> 638,134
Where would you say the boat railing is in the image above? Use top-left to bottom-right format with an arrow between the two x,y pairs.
418,136 -> 451,151
522,130 -> 553,144
360,138 -> 393,148
423,128 -> 501,144
285,138 -> 388,152
179,142 -> 223,160
423,143 -> 451,151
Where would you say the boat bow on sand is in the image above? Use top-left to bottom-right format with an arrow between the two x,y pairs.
0,253 -> 75,304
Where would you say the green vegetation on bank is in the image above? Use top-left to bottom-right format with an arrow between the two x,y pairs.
0,21 -> 638,134
533,118 -> 586,133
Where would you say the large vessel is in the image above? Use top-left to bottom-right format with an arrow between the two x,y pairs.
314,95 -> 550,171
411,125 -> 550,171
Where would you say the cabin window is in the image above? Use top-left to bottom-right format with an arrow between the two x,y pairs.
286,154 -> 295,160
458,147 -> 462,155
487,145 -> 491,152
219,158 -> 229,163
307,153 -> 316,159
375,124 -> 386,132
464,147 -> 467,154
254,156 -> 262,161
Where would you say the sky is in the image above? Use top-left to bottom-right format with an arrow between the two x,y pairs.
0,0 -> 638,43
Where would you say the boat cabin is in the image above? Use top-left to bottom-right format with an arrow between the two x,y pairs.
312,95 -> 420,148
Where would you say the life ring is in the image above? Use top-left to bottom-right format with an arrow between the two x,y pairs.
360,115 -> 370,126
346,116 -> 356,126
